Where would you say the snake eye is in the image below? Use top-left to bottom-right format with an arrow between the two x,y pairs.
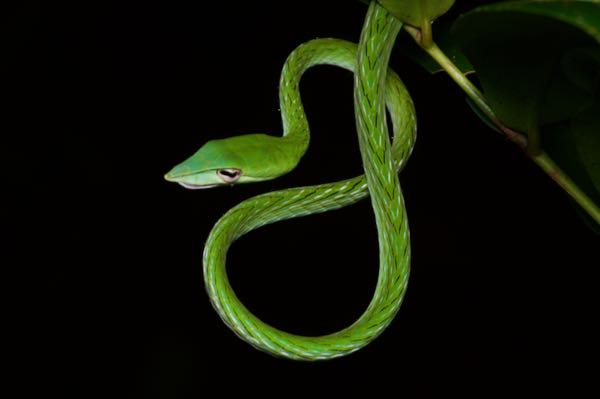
217,168 -> 241,184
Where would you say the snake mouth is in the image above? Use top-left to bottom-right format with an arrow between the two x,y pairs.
164,171 -> 218,190
177,182 -> 218,190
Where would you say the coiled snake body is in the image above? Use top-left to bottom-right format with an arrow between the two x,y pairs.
165,2 -> 416,360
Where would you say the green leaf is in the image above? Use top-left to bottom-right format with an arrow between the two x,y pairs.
561,46 -> 600,95
538,47 -> 594,125
452,1 -> 600,229
452,1 -> 600,135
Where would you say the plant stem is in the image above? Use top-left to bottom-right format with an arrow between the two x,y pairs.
526,124 -> 542,156
420,20 -> 433,48
404,24 -> 600,226
533,153 -> 600,225
419,1 -> 433,48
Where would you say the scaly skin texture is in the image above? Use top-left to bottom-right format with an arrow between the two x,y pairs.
167,2 -> 416,360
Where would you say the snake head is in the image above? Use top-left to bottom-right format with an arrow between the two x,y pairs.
164,134 -> 299,189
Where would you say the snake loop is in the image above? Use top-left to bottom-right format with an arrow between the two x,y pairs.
182,2 -> 416,360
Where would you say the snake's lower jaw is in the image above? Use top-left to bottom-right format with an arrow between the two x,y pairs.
164,170 -> 218,189
177,182 -> 218,190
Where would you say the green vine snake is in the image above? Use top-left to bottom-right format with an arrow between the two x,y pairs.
165,2 -> 416,360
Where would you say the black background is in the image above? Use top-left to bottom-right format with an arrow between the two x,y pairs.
4,0 -> 598,397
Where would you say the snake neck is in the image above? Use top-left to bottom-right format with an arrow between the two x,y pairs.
277,38 -> 358,170
277,49 -> 311,167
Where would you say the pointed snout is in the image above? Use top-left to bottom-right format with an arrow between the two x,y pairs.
164,163 -> 192,182
164,171 -> 175,182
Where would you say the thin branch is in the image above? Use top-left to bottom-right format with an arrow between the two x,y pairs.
533,153 -> 600,225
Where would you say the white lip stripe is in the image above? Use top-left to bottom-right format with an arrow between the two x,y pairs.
178,182 -> 218,190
